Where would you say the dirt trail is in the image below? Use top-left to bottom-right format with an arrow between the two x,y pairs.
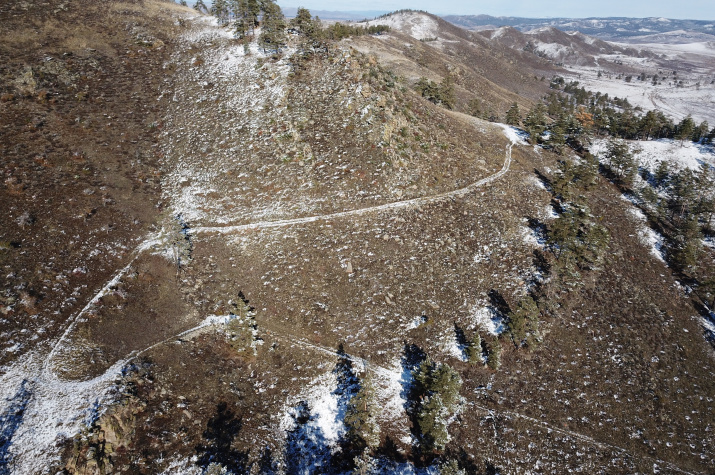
0,122 -> 518,473
264,326 -> 699,475
194,136 -> 514,235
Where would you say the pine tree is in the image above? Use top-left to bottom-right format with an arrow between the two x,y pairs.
344,374 -> 381,452
604,138 -> 636,187
438,76 -> 455,110
706,126 -> 715,144
194,0 -> 208,13
233,0 -> 260,38
486,337 -> 502,370
439,458 -> 466,475
676,115 -> 696,146
639,110 -> 659,140
211,0 -> 230,25
467,98 -> 481,118
290,7 -> 319,40
654,160 -> 671,188
693,121 -> 709,143
551,158 -> 576,201
546,124 -> 566,154
353,448 -> 377,475
505,103 -> 521,126
258,0 -> 286,52
669,168 -> 698,220
464,331 -> 482,365
412,359 -> 462,453
695,163 -> 715,232
670,215 -> 701,271
524,103 -> 548,144
507,295 -> 540,346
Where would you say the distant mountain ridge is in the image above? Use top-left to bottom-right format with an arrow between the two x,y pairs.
441,15 -> 715,41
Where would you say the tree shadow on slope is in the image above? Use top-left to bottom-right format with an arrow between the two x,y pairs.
194,402 -> 249,474
0,381 -> 32,475
487,289 -> 512,319
400,343 -> 427,420
453,322 -> 469,361
284,344 -> 361,474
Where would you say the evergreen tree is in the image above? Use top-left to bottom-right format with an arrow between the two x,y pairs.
592,109 -> 610,136
654,160 -> 671,189
551,158 -> 576,201
701,277 -> 715,310
693,121 -> 709,143
211,0 -> 230,25
467,98 -> 482,118
486,337 -> 502,370
670,215 -> 702,271
505,103 -> 521,126
289,6 -> 315,35
415,76 -> 454,109
233,0 -> 260,38
524,103 -> 548,144
438,76 -> 455,110
507,295 -> 540,347
464,331 -> 482,365
548,203 -> 609,271
344,374 -> 381,452
706,126 -> 715,144
258,0 -> 286,52
573,152 -> 599,190
439,458 -> 466,475
668,168 -> 698,220
546,124 -> 567,154
604,138 -> 637,187
353,448 -> 377,475
639,110 -> 659,140
179,0 -> 187,6
695,163 -> 715,232
676,115 -> 696,146
412,359 -> 462,453
194,0 -> 208,13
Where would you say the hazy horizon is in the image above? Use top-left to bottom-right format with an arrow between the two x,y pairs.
273,0 -> 714,21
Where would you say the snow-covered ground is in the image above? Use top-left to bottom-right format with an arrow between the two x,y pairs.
566,68 -> 715,124
363,11 -> 440,41
469,305 -> 505,335
562,41 -> 715,124
625,205 -> 667,262
590,137 -> 715,174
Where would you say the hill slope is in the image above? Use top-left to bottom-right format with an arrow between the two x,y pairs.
0,4 -> 714,475
443,14 -> 715,41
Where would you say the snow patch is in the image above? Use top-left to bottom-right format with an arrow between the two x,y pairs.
625,206 -> 667,262
469,305 -> 505,335
280,371 -> 347,449
363,12 -> 439,41
407,314 -> 428,330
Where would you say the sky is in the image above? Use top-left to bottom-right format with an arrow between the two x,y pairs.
275,0 -> 715,20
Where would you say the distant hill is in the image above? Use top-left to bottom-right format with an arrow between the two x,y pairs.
442,15 -> 715,42
281,6 -> 388,21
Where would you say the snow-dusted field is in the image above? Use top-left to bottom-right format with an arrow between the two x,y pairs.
591,137 -> 715,173
363,11 -> 441,41
562,41 -> 715,124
